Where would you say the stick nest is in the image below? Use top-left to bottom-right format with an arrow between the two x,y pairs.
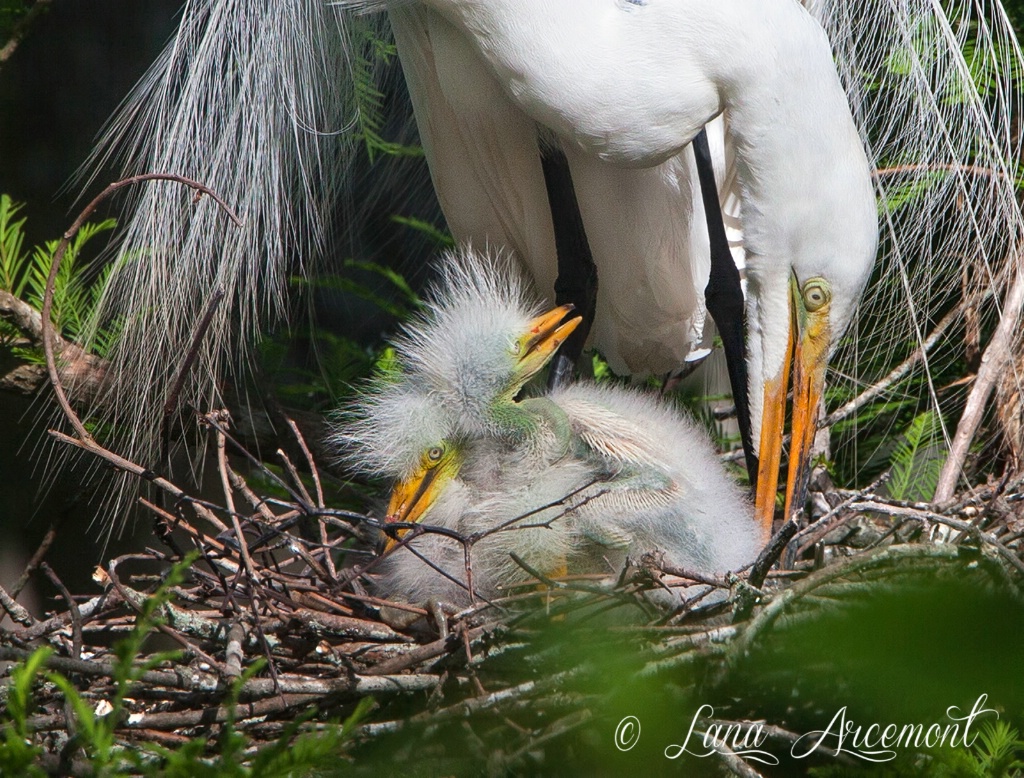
2,405 -> 1023,775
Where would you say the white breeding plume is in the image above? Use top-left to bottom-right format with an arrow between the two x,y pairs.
78,1 -> 1024,530
76,2 -> 384,489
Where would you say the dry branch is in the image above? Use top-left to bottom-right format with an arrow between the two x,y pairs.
936,256 -> 1024,502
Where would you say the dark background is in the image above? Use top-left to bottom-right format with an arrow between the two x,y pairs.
1,2 -> 185,602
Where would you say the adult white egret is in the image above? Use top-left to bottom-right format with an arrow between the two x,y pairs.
339,0 -> 879,539
78,1 -> 1024,536
337,250 -> 761,606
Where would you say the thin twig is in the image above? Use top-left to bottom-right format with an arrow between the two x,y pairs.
41,563 -> 82,660
0,582 -> 34,627
11,519 -> 61,598
41,173 -> 241,444
287,418 -> 324,508
847,498 -> 1024,576
0,0 -> 53,67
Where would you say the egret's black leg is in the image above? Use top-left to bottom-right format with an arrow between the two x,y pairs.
540,143 -> 597,390
693,128 -> 758,486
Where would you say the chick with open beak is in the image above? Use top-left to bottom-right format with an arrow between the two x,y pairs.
336,253 -> 587,605
337,250 -> 762,612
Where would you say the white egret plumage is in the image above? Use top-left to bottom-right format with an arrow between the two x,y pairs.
342,0 -> 878,538
340,381 -> 593,606
386,4 -> 726,375
550,381 -> 761,575
76,1 -> 1024,535
337,250 -> 761,606
335,254 -> 585,602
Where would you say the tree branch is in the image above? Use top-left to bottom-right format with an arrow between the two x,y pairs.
0,0 -> 53,69
936,255 -> 1024,503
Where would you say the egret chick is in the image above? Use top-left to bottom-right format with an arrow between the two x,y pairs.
385,251 -> 761,589
395,249 -> 581,440
551,382 -> 760,577
377,382 -> 761,601
335,269 -> 587,605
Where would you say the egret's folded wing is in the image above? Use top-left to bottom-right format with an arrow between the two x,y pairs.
389,6 -> 558,294
391,7 -> 729,378
566,147 -> 710,375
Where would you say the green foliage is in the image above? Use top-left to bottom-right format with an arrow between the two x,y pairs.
350,20 -> 422,161
0,194 -> 29,298
275,259 -> 423,408
0,646 -> 50,777
591,351 -> 613,383
263,327 -> 380,410
882,7 -> 1024,108
0,555 -> 192,776
24,219 -> 118,347
878,170 -> 949,213
973,719 -> 1024,777
47,556 -> 194,774
0,193 -> 119,357
372,345 -> 402,384
293,259 -> 421,321
389,215 -> 455,249
956,33 -> 1024,105
886,409 -> 946,501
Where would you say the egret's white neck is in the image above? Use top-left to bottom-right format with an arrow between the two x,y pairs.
418,0 -> 879,447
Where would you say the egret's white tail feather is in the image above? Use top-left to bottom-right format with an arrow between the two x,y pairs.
74,2 -> 393,525
814,0 -> 1024,470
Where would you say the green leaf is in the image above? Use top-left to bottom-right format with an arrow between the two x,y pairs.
0,194 -> 29,297
973,719 -> 1024,776
389,215 -> 455,249
886,410 -> 946,501
350,19 -> 423,161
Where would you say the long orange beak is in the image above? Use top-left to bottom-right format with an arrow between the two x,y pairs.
516,304 -> 583,380
753,273 -> 831,540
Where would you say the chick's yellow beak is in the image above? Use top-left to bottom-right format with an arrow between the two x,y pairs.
516,304 -> 583,379
382,447 -> 459,552
753,273 -> 832,539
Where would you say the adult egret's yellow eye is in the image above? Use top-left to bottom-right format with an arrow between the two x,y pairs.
802,278 -> 832,312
